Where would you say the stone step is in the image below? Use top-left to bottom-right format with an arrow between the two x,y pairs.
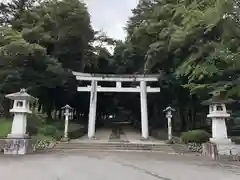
54,145 -> 172,149
49,149 -> 175,153
54,143 -> 168,147
55,142 -> 166,146
53,142 -> 174,152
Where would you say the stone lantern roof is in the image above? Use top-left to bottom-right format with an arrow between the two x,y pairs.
5,89 -> 37,102
163,106 -> 176,112
202,91 -> 235,105
61,104 -> 73,110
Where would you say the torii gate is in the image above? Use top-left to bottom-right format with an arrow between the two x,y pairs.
73,72 -> 161,139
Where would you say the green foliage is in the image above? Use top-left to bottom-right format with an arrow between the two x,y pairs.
27,114 -> 45,135
125,0 -> 240,96
39,125 -> 58,136
181,129 -> 211,144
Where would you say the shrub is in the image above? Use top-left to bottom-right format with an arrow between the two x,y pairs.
39,125 -> 59,137
27,114 -> 44,136
181,129 -> 211,144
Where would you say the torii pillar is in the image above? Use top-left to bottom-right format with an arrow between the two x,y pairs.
140,81 -> 149,139
88,80 -> 98,139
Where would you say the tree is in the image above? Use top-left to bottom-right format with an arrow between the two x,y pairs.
12,0 -> 94,71
0,0 -> 38,25
116,0 -> 240,131
0,26 -> 64,116
0,0 -> 96,119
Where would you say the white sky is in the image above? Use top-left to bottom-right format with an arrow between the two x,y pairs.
85,0 -> 138,40
0,0 -> 138,40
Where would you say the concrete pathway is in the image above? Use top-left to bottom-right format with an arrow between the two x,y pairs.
73,128 -> 112,142
0,152 -> 239,180
123,127 -> 165,144
73,127 -> 165,144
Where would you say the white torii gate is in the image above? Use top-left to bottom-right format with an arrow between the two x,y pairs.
73,72 -> 161,139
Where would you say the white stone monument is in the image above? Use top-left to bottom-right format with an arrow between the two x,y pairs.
163,106 -> 175,141
4,88 -> 37,155
62,104 -> 73,141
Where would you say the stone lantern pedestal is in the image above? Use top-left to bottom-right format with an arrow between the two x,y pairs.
4,89 -> 37,155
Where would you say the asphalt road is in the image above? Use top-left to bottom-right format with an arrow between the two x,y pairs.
0,151 -> 239,180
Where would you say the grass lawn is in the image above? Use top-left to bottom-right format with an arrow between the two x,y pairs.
0,118 -> 12,137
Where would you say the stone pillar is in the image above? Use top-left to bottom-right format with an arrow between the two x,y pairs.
64,115 -> 69,139
140,81 -> 149,139
88,80 -> 98,139
167,115 -> 172,141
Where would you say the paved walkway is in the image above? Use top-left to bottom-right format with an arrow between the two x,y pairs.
72,128 -> 112,142
73,127 -> 165,144
123,127 -> 165,144
0,151 -> 239,180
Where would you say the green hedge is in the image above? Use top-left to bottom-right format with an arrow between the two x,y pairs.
181,129 -> 211,144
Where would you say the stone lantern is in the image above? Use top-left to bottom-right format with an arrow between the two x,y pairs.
202,92 -> 234,145
163,106 -> 175,141
62,104 -> 73,141
5,88 -> 37,155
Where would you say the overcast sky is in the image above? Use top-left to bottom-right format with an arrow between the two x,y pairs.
0,0 -> 138,40
85,0 -> 138,40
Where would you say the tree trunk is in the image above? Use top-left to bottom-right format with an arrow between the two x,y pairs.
180,107 -> 187,132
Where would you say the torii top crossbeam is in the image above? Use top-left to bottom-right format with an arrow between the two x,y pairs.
72,72 -> 160,82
